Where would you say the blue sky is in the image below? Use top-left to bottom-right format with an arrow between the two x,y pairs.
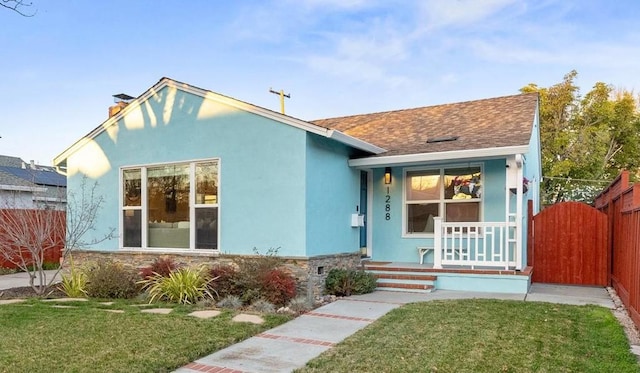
2,0 -> 639,165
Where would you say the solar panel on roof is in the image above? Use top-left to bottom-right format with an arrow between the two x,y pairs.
0,166 -> 66,187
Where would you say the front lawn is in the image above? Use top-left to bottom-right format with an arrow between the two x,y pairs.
299,299 -> 639,373
0,299 -> 291,372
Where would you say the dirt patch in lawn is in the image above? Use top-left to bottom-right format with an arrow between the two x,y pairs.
0,286 -> 65,300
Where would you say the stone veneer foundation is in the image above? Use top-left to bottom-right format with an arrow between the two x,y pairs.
67,249 -> 362,298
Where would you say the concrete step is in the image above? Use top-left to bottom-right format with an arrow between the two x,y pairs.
376,282 -> 435,293
364,264 -> 436,273
367,266 -> 438,293
374,273 -> 437,281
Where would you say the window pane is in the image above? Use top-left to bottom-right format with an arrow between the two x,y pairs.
123,210 -> 141,247
406,170 -> 440,201
196,208 -> 218,250
444,167 -> 481,199
123,169 -> 141,207
407,203 -> 439,233
147,164 -> 190,248
445,202 -> 480,222
196,162 -> 218,205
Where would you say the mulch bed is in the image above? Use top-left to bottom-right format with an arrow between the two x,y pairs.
0,286 -> 66,300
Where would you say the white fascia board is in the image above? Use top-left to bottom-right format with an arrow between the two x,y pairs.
54,78 -> 383,165
327,130 -> 386,154
0,184 -> 47,193
348,145 -> 530,168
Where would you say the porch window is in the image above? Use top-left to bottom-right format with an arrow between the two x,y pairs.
120,160 -> 219,250
405,166 -> 481,235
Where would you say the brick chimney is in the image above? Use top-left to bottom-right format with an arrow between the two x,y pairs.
109,93 -> 135,118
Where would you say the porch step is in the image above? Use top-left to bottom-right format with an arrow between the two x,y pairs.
365,265 -> 437,294
365,264 -> 436,273
374,273 -> 437,281
377,282 -> 435,293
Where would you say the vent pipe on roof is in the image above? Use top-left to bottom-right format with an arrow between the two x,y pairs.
108,93 -> 135,118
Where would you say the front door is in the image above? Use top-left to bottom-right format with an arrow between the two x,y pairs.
359,171 -> 368,254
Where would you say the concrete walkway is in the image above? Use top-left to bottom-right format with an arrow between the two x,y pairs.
174,284 -> 620,373
0,270 -> 61,291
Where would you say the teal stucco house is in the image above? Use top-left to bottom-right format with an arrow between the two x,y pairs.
54,78 -> 541,294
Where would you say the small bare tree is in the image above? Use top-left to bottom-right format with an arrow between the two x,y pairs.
0,177 -> 114,295
1,0 -> 35,16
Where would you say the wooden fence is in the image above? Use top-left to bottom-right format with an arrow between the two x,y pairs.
0,209 -> 65,269
594,171 -> 640,329
528,201 -> 608,285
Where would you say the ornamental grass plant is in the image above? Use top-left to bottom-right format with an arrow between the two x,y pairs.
140,266 -> 213,305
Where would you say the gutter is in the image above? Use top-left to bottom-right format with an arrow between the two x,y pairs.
348,145 -> 530,168
0,184 -> 48,193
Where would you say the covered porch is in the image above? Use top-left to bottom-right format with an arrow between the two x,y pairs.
363,260 -> 533,294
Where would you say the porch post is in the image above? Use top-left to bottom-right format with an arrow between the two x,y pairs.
433,217 -> 443,269
515,155 -> 523,270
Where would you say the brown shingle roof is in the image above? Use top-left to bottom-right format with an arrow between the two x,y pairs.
312,93 -> 538,156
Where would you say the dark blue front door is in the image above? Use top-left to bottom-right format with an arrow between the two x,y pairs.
359,171 -> 367,249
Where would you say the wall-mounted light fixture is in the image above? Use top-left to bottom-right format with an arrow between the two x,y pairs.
384,167 -> 392,184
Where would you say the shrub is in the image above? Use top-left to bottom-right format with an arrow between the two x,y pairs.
287,296 -> 312,314
351,270 -> 377,294
208,264 -> 239,298
325,269 -> 377,296
59,261 -> 87,298
85,261 -> 140,299
25,261 -> 60,272
250,299 -> 276,314
217,295 -> 243,310
260,268 -> 297,306
139,266 -> 212,305
139,257 -> 178,280
231,247 -> 298,305
42,261 -> 61,270
0,267 -> 16,275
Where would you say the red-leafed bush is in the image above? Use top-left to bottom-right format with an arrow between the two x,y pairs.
208,264 -> 239,298
139,257 -> 178,279
260,268 -> 297,306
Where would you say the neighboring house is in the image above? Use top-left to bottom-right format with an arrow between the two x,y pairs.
53,78 -> 541,294
0,155 -> 67,269
0,155 -> 67,210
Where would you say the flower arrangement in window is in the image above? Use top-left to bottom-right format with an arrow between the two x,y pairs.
451,174 -> 481,199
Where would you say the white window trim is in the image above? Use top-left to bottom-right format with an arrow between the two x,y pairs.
402,163 -> 484,238
118,158 -> 220,251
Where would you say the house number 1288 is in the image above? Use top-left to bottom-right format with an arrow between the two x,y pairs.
385,187 -> 391,220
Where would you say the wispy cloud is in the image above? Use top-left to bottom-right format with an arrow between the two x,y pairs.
418,0 -> 517,30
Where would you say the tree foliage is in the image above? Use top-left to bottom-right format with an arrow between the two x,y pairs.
521,70 -> 640,204
1,0 -> 35,16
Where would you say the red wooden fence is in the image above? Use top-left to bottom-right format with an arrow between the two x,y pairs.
595,171 -> 640,330
0,209 -> 65,269
529,201 -> 608,285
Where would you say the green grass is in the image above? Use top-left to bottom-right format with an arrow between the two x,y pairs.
298,299 -> 639,373
0,299 -> 291,373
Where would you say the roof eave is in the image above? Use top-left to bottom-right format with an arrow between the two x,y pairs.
0,184 -> 47,193
348,145 -> 530,168
327,130 -> 386,154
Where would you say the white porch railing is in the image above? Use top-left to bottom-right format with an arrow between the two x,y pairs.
433,217 -> 518,270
